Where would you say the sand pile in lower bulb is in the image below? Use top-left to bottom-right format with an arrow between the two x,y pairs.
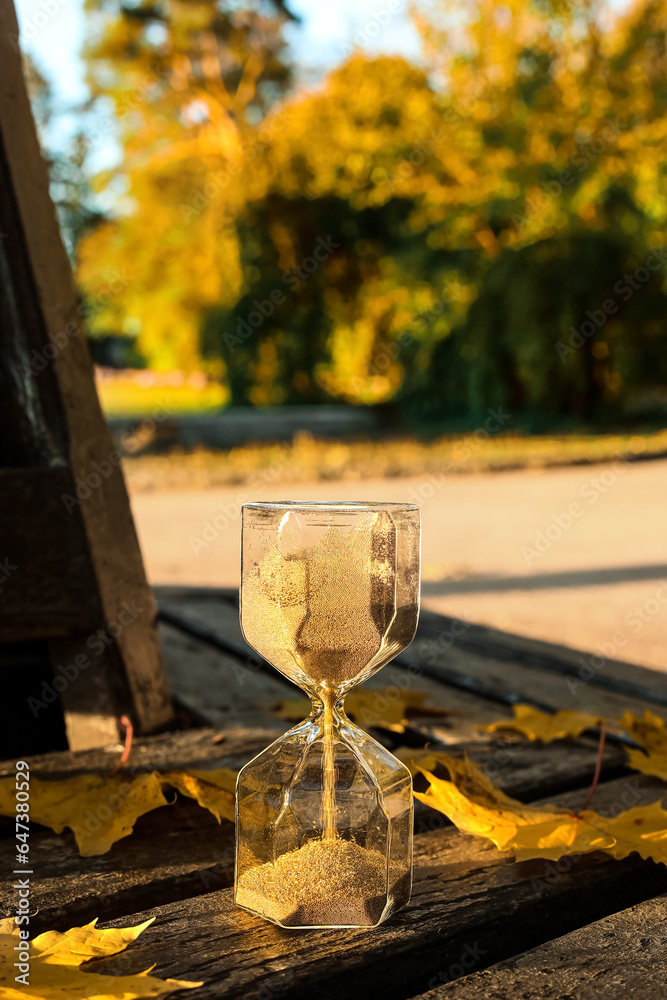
236,839 -> 388,926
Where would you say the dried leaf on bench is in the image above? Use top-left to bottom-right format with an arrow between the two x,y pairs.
485,704 -> 606,742
414,752 -> 667,865
0,915 -> 201,999
619,710 -> 667,780
0,772 -> 168,857
0,766 -> 238,857
162,768 -> 236,823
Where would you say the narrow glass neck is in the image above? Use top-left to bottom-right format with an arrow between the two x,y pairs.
309,688 -> 346,726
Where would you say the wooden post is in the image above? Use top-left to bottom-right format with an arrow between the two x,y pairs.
0,0 -> 174,750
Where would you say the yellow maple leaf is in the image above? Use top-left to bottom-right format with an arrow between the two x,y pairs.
412,753 -> 589,853
162,769 -> 236,823
485,704 -> 606,742
0,773 -> 169,858
413,752 -> 667,866
618,710 -> 667,780
0,916 -> 201,999
0,767 -> 238,857
273,688 -> 443,732
603,802 -> 667,865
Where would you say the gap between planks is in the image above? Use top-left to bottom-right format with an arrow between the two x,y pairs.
156,591 -> 667,731
416,891 -> 667,999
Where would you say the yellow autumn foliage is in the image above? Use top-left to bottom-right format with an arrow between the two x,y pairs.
74,0 -> 667,419
412,752 -> 667,865
0,917 -> 200,1000
486,704 -> 606,742
0,768 -> 236,857
619,710 -> 667,781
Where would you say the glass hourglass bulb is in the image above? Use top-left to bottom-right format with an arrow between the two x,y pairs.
235,501 -> 420,929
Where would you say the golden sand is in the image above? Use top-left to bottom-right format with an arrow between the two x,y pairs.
236,839 -> 388,926
241,513 -> 403,687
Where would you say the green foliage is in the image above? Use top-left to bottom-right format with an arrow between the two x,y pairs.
76,0 -> 667,424
407,231 -> 667,428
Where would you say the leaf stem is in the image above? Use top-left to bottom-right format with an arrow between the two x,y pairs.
114,714 -> 134,772
579,724 -> 606,815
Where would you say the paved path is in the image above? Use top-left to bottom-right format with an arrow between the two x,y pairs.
129,456 -> 667,673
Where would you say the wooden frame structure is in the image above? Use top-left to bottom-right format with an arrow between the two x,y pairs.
0,0 -> 173,752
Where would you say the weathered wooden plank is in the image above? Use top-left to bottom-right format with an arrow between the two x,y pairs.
160,591 -> 512,743
0,799 -> 235,934
0,726 -> 276,779
158,591 -> 662,735
159,588 -> 667,718
418,892 -> 667,998
0,469 -> 100,637
0,0 -> 173,746
403,640 -> 667,724
417,607 -> 667,708
0,728 -> 264,928
88,775 -> 667,1000
159,622 -> 295,731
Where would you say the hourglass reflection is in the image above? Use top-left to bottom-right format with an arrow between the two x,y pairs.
235,501 -> 420,929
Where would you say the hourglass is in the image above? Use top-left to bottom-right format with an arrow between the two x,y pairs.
235,501 -> 420,929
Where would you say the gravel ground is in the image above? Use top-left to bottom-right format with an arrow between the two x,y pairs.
129,456 -> 667,673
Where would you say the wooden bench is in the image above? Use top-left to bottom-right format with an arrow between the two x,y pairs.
2,586 -> 666,999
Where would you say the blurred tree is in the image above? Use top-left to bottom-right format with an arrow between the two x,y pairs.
77,0 -> 667,422
24,58 -> 103,259
204,56 -> 471,406
76,0 -> 296,369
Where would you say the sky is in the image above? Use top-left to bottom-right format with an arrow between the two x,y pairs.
14,0 -> 424,110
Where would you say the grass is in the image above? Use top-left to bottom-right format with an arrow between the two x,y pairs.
122,427 -> 667,492
96,372 -> 227,417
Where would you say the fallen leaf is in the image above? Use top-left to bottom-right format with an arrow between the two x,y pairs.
618,710 -> 667,780
414,751 -> 667,866
0,773 -> 168,858
604,801 -> 667,865
412,752 -> 588,852
0,766 -> 238,857
273,688 -> 445,732
162,769 -> 236,823
485,704 -> 606,742
0,916 -> 201,999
